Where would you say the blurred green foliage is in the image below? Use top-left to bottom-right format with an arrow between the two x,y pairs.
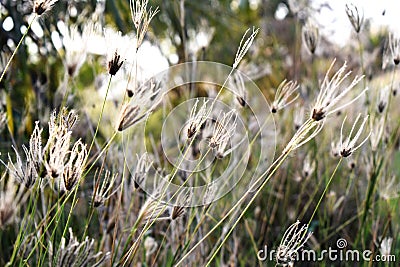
0,0 -> 286,136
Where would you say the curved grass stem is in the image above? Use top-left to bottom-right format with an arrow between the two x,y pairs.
175,149 -> 286,266
203,152 -> 289,266
0,14 -> 37,83
87,76 -> 113,156
306,158 -> 342,228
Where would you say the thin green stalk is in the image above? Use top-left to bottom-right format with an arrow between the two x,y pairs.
81,150 -> 109,240
307,158 -> 342,228
121,38 -> 262,262
59,135 -> 116,252
124,115 -> 258,266
84,131 -> 117,177
133,113 -> 272,264
118,126 -> 206,262
176,205 -> 212,260
297,174 -> 320,220
87,76 -> 113,156
124,56 -> 247,257
0,14 -> 37,83
110,150 -> 128,266
244,219 -> 263,267
357,34 -> 368,105
175,149 -> 286,265
39,184 -> 65,266
123,147 -> 213,264
22,189 -> 77,262
311,53 -> 318,90
6,180 -> 40,266
204,151 -> 290,266
178,118 -> 319,265
41,197 -> 78,267
206,156 -> 340,266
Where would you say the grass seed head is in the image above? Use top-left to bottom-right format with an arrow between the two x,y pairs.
337,114 -> 371,158
50,228 -> 110,266
271,79 -> 300,113
302,19 -> 319,54
345,3 -> 364,33
276,220 -> 312,266
311,59 -> 365,121
389,32 -> 400,65
33,0 -> 59,16
130,0 -> 159,48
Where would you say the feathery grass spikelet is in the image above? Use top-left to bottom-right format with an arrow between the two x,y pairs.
130,0 -> 159,48
5,122 -> 43,188
117,104 -> 140,131
283,119 -> 324,155
132,153 -> 152,189
45,127 -> 71,179
62,23 -> 97,77
293,103 -> 305,130
137,196 -> 169,225
383,32 -> 400,69
271,79 -> 300,113
311,59 -> 366,121
335,114 -> 371,157
103,28 -> 133,76
108,51 -> 124,76
345,3 -> 364,33
388,32 -> 400,66
208,110 -> 237,158
186,99 -> 209,139
377,86 -> 390,113
105,29 -> 124,76
50,228 -> 110,267
233,27 -> 259,69
275,220 -> 312,266
33,0 -> 59,16
0,175 -> 25,228
62,140 -> 87,191
92,169 -> 119,207
117,79 -> 162,131
300,153 -> 315,181
302,19 -> 319,55
169,188 -> 191,219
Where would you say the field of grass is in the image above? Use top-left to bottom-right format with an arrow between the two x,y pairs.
0,0 -> 399,266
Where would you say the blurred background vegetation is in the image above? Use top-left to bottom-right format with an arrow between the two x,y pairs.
0,0 -> 321,140
0,0 -> 390,142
